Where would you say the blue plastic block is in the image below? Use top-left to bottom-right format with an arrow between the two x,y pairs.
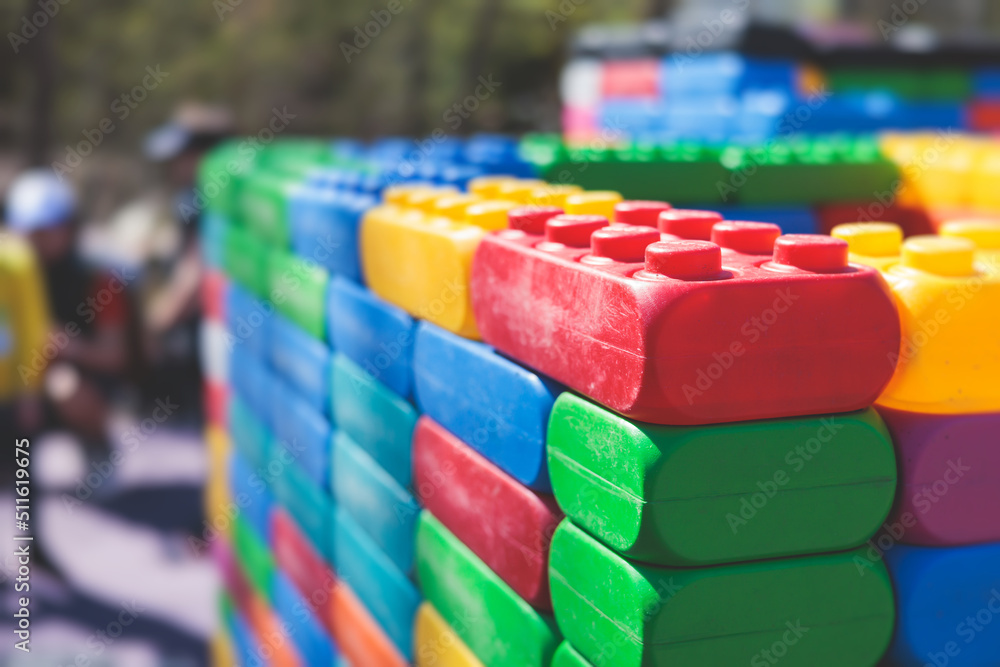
201,211 -> 228,269
327,277 -> 417,399
229,450 -> 274,542
974,68 -> 1000,96
226,283 -> 270,357
229,345 -> 273,426
268,314 -> 333,415
331,507 -> 421,659
273,571 -> 338,667
887,542 -> 1000,666
288,185 -> 374,284
330,353 -> 417,489
272,456 -> 334,564
229,395 -> 269,471
269,379 -> 332,492
331,431 -> 419,575
413,322 -> 561,491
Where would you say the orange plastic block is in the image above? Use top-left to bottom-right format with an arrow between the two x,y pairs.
329,580 -> 408,667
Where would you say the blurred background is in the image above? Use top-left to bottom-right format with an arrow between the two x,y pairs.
2,0 -> 1000,665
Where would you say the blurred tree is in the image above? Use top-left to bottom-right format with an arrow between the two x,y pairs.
2,0 -> 652,161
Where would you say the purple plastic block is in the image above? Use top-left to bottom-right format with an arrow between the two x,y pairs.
879,406 -> 1000,546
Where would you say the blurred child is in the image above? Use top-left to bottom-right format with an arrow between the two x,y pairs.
4,170 -> 137,447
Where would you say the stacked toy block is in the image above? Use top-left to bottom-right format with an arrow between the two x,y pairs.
360,179 -> 626,665
519,133 -> 901,234
831,222 -> 1000,666
562,21 -> 1000,143
469,202 -> 907,665
201,135 -> 537,666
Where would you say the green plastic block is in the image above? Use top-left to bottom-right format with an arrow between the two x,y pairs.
523,138 -> 728,205
727,137 -> 900,205
415,511 -> 561,666
232,515 -> 275,603
330,353 -> 417,489
222,225 -> 269,298
267,250 -> 329,340
547,393 -> 896,567
549,520 -> 895,667
552,642 -> 593,667
240,169 -> 294,247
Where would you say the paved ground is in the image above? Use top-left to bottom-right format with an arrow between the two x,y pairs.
0,422 -> 216,666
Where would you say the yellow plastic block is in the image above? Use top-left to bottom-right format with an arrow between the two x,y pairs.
403,186 -> 459,213
204,426 -> 231,535
384,184 -> 441,206
878,133 -> 976,210
465,200 -> 519,232
361,182 -> 544,338
564,191 -> 622,219
878,235 -> 1000,414
527,184 -> 584,208
496,179 -> 547,204
414,602 -> 484,667
211,630 -> 235,667
434,194 -> 484,221
361,203 -> 484,338
831,222 -> 904,271
940,220 -> 1000,273
469,176 -> 521,198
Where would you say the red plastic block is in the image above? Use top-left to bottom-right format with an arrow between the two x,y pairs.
271,509 -> 337,633
969,99 -> 1000,131
471,216 -> 901,425
657,208 -> 723,240
613,200 -> 671,227
202,269 -> 227,323
879,407 -> 1000,546
600,59 -> 661,99
204,381 -> 228,430
412,416 -> 562,610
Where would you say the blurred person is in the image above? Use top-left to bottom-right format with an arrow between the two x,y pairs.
141,104 -> 233,418
0,229 -> 50,442
4,170 -> 137,449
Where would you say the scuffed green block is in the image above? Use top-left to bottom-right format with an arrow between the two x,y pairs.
223,226 -> 269,298
415,511 -> 561,667
549,520 -> 895,667
521,135 -> 900,206
267,250 -> 329,341
547,393 -> 896,567
330,353 -> 417,489
232,515 -> 275,604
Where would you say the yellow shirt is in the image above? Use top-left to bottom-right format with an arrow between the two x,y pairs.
0,232 -> 51,401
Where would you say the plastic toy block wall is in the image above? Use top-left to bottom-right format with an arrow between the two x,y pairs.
561,22 -> 1000,143
200,135 -> 1000,667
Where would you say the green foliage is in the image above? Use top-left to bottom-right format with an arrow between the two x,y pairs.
5,0 -> 652,152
